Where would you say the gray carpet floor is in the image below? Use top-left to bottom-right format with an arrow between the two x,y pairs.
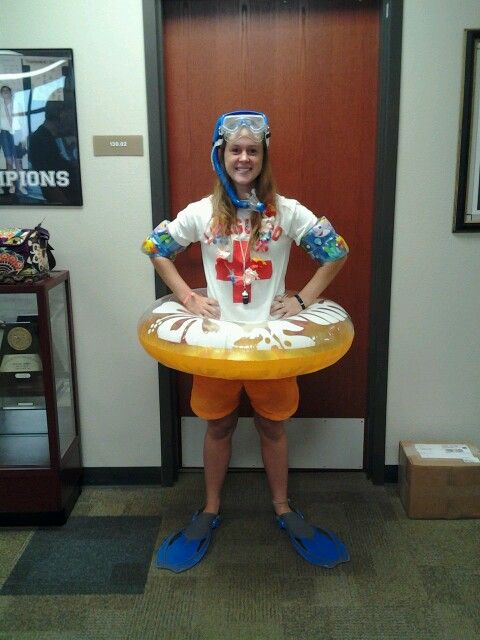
0,471 -> 479,639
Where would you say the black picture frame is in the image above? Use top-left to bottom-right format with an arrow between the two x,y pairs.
0,48 -> 82,206
454,30 -> 480,232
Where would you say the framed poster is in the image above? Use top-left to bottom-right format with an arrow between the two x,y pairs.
0,48 -> 82,206
454,30 -> 480,232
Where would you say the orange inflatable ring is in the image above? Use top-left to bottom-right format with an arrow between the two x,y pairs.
138,289 -> 354,380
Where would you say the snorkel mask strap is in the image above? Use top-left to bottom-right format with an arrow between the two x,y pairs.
211,111 -> 269,213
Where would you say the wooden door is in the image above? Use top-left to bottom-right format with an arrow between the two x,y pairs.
162,0 -> 379,421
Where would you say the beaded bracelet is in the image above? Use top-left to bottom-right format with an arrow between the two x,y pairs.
294,293 -> 306,310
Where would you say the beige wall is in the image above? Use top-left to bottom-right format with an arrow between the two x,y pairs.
0,0 -> 161,466
386,0 -> 480,463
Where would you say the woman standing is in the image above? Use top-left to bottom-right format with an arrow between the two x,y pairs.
142,111 -> 349,572
0,85 -> 27,195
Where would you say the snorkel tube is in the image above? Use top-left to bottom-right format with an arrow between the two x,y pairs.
211,110 -> 269,213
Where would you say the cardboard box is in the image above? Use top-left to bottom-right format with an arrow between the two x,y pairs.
398,440 -> 480,519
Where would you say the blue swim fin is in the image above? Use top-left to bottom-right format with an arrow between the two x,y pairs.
156,511 -> 222,573
276,509 -> 350,568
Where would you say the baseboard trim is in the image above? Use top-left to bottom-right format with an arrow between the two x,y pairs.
81,466 -> 398,486
384,465 -> 398,483
180,467 -> 366,473
82,467 -> 162,485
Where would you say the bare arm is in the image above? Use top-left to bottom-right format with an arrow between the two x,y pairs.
270,256 -> 348,318
152,256 -> 220,319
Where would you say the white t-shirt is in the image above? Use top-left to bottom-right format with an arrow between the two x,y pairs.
166,195 -> 318,323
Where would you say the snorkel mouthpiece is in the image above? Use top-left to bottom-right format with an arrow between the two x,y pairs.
211,110 -> 270,212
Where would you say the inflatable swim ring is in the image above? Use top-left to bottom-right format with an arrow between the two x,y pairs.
138,289 -> 354,380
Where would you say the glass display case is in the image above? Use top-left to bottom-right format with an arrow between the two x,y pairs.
0,271 -> 81,524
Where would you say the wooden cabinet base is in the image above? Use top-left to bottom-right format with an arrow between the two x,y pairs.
0,484 -> 81,526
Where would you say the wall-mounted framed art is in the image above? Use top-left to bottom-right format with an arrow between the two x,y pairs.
0,48 -> 82,206
454,30 -> 480,232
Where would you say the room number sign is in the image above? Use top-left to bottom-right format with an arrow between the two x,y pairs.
93,135 -> 144,156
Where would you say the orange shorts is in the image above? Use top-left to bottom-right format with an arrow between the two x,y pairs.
190,375 -> 299,421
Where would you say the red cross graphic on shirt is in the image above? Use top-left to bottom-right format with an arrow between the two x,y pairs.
215,240 -> 273,303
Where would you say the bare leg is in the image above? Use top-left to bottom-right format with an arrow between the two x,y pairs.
203,410 -> 238,514
254,413 -> 293,516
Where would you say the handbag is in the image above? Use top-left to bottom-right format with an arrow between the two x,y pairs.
0,224 -> 56,283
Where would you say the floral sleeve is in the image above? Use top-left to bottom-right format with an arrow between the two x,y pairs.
141,220 -> 187,261
299,216 -> 349,263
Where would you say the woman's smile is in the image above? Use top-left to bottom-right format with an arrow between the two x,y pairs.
224,135 -> 264,195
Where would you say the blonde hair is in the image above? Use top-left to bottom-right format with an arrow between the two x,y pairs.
210,140 -> 277,247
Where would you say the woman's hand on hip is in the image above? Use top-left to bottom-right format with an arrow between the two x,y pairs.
185,292 -> 220,319
270,294 -> 303,319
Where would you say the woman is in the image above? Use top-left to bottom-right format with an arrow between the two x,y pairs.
142,111 -> 350,572
0,85 -> 27,195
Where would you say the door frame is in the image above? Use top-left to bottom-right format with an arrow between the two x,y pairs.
142,0 -> 403,486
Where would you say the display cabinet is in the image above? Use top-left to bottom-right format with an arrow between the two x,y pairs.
0,271 -> 81,524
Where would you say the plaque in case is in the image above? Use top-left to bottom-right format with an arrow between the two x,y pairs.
0,320 -> 43,396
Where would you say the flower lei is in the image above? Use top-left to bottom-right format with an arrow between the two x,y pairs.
254,203 -> 277,252
203,203 -> 281,259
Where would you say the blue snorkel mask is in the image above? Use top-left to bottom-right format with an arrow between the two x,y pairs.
211,110 -> 270,213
